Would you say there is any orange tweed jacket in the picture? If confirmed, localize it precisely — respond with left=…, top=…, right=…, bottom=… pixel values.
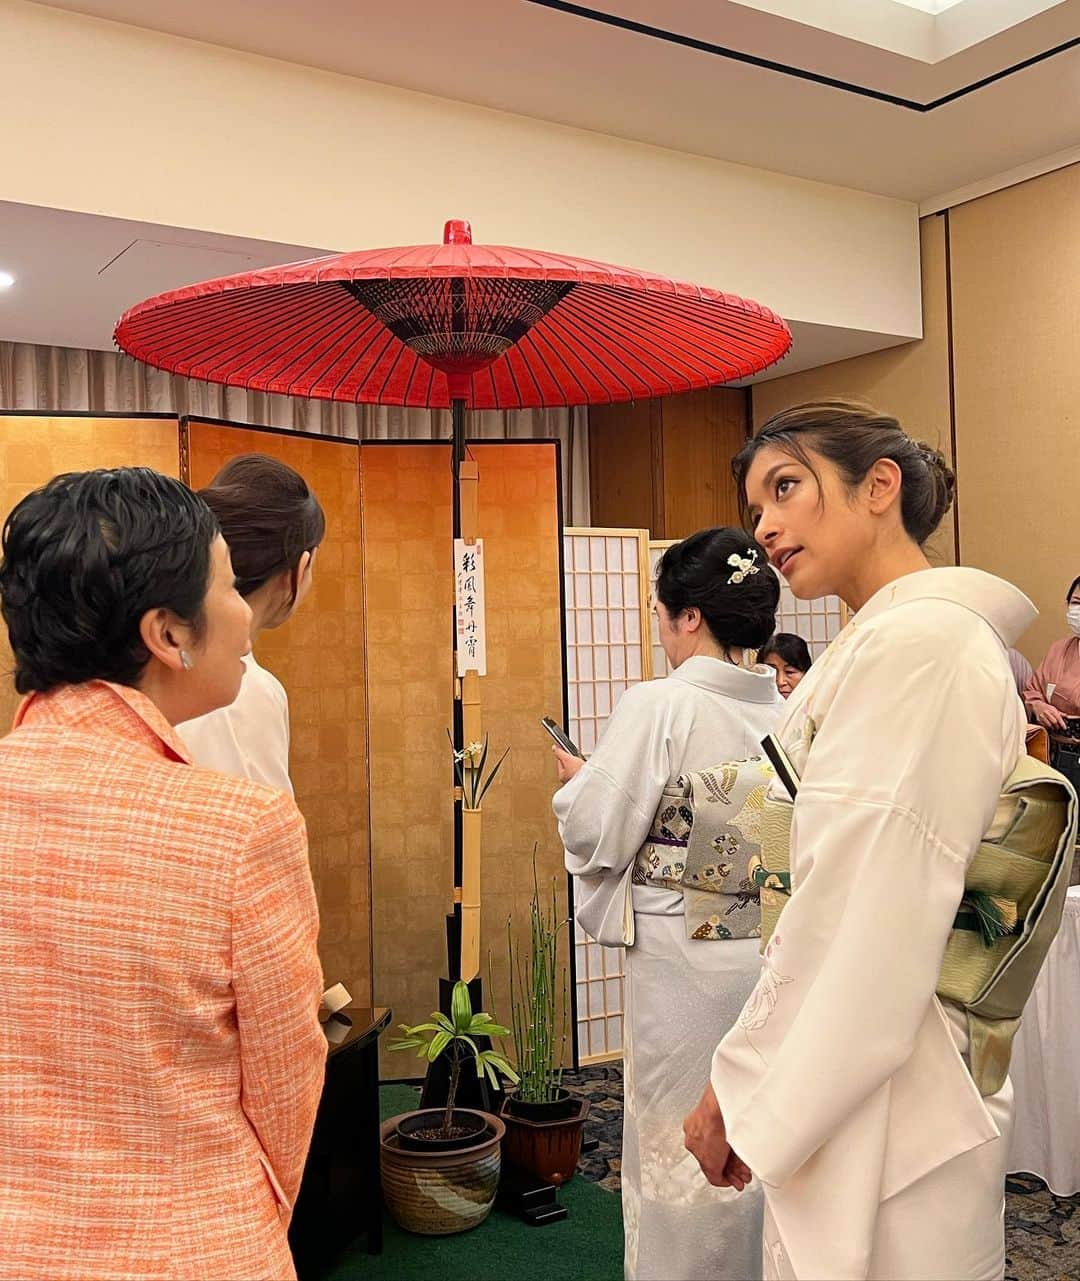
left=0, top=681, right=327, bottom=1280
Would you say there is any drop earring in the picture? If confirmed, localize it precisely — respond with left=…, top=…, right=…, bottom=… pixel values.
left=180, top=650, right=194, bottom=671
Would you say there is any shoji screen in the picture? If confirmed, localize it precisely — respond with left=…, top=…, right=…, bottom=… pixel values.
left=775, top=582, right=847, bottom=659
left=0, top=413, right=180, bottom=730
left=563, top=526, right=652, bottom=1063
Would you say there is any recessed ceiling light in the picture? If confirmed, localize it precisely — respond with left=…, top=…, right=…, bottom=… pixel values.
left=0, top=271, right=14, bottom=290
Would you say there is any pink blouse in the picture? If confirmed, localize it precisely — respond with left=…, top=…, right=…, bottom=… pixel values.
left=1024, top=635, right=1080, bottom=731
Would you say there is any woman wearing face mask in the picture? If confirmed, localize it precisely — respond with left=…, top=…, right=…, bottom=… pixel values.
left=1023, top=578, right=1080, bottom=791
left=552, top=527, right=783, bottom=1281
left=0, top=468, right=326, bottom=1280
left=759, top=634, right=812, bottom=699
left=178, top=454, right=325, bottom=793
left=682, top=402, right=1065, bottom=1281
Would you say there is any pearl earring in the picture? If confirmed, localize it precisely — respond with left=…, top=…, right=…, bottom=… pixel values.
left=180, top=650, right=194, bottom=671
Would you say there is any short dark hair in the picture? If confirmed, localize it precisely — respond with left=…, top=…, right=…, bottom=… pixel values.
left=199, top=454, right=325, bottom=600
left=760, top=632, right=813, bottom=673
left=0, top=468, right=218, bottom=694
left=1067, top=577, right=1080, bottom=602
left=655, top=526, right=779, bottom=651
left=733, top=400, right=955, bottom=546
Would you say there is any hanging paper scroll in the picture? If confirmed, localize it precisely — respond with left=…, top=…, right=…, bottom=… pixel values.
left=455, top=538, right=488, bottom=676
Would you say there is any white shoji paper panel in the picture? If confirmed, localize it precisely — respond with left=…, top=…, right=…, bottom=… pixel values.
left=775, top=579, right=846, bottom=660
left=563, top=527, right=651, bottom=1063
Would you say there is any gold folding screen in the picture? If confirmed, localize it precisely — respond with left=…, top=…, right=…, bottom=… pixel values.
left=362, top=442, right=569, bottom=1076
left=185, top=419, right=372, bottom=1007
left=470, top=443, right=569, bottom=1068
left=0, top=416, right=571, bottom=1074
left=0, top=414, right=181, bottom=730
left=360, top=443, right=455, bottom=1074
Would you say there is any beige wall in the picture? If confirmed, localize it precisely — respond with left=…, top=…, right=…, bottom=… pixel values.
left=0, top=0, right=919, bottom=341
left=950, top=163, right=1080, bottom=664
left=751, top=215, right=955, bottom=566
left=751, top=162, right=1080, bottom=663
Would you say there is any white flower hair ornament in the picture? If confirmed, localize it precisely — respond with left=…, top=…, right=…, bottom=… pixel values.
left=726, top=548, right=761, bottom=585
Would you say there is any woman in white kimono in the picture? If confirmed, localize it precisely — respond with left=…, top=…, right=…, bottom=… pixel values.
left=553, top=527, right=784, bottom=1281
left=178, top=454, right=323, bottom=792
left=683, top=402, right=1033, bottom=1281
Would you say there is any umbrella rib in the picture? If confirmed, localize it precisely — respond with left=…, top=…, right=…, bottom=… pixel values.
left=329, top=325, right=398, bottom=402
left=247, top=293, right=378, bottom=394
left=561, top=288, right=703, bottom=388
left=280, top=302, right=381, bottom=398
left=126, top=286, right=337, bottom=379
left=540, top=305, right=640, bottom=401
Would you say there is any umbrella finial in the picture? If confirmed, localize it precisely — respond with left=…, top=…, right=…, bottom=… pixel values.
left=444, top=219, right=472, bottom=245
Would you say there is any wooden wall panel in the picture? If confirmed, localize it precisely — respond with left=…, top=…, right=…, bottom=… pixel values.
left=588, top=399, right=658, bottom=533
left=751, top=216, right=955, bottom=566
left=0, top=414, right=180, bottom=731
left=661, top=388, right=747, bottom=538
left=469, top=442, right=570, bottom=1062
left=186, top=421, right=371, bottom=1006
left=589, top=388, right=749, bottom=538
left=361, top=444, right=454, bottom=1076
left=950, top=163, right=1080, bottom=664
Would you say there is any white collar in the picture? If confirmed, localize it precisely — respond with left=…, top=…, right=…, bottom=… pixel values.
left=670, top=654, right=782, bottom=705
left=852, top=566, right=1036, bottom=647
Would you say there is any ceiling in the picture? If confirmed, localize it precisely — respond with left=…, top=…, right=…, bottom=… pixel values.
left=0, top=199, right=902, bottom=381
left=0, top=201, right=329, bottom=353
left=30, top=0, right=1080, bottom=201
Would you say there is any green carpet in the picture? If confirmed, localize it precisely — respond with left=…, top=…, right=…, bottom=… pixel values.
left=323, top=1084, right=623, bottom=1281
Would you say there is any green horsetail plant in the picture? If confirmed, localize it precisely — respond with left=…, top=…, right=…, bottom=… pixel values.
left=500, top=850, right=571, bottom=1105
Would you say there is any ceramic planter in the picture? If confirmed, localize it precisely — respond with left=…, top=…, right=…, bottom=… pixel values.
left=380, top=1109, right=505, bottom=1236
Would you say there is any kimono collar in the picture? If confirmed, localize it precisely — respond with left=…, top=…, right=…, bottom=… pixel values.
left=670, top=654, right=781, bottom=704
left=14, top=679, right=194, bottom=765
left=852, top=566, right=1036, bottom=647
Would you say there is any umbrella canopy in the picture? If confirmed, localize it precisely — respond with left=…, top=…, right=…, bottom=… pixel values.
left=114, top=221, right=791, bottom=410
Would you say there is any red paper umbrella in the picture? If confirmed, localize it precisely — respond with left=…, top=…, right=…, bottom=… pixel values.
left=114, top=220, right=791, bottom=410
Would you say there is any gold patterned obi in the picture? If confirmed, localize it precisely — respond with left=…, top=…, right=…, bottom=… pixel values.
left=633, top=757, right=775, bottom=941
left=757, top=734, right=1077, bottom=1096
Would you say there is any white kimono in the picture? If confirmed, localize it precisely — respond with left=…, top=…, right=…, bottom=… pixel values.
left=555, top=655, right=783, bottom=1281
left=710, top=568, right=1034, bottom=1281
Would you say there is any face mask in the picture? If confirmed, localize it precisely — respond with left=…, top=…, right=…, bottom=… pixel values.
left=1066, top=605, right=1080, bottom=636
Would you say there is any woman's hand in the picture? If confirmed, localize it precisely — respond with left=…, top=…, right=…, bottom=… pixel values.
left=552, top=746, right=584, bottom=784
left=1033, top=700, right=1069, bottom=733
left=683, top=1083, right=752, bottom=1191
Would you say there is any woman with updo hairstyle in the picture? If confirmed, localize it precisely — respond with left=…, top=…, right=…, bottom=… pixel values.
left=683, top=401, right=1041, bottom=1280
left=553, top=526, right=783, bottom=1281
left=178, top=453, right=325, bottom=794
left=0, top=468, right=326, bottom=1280
left=759, top=633, right=813, bottom=699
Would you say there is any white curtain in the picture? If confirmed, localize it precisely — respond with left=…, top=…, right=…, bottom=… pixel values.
left=0, top=341, right=591, bottom=524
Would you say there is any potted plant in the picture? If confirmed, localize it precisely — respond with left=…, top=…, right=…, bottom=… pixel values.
left=498, top=858, right=590, bottom=1186
left=381, top=981, right=519, bottom=1236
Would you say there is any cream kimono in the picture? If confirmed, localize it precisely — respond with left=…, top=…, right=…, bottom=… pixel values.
left=710, top=568, right=1034, bottom=1281
left=555, top=655, right=783, bottom=1281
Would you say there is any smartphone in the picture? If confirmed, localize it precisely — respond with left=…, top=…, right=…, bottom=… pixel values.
left=540, top=716, right=584, bottom=758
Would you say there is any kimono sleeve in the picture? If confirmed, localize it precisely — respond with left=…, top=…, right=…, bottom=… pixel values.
left=553, top=683, right=679, bottom=880
left=712, top=606, right=1017, bottom=1188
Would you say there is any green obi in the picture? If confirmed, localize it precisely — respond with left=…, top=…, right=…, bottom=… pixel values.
left=756, top=735, right=1077, bottom=1096
left=633, top=757, right=775, bottom=941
